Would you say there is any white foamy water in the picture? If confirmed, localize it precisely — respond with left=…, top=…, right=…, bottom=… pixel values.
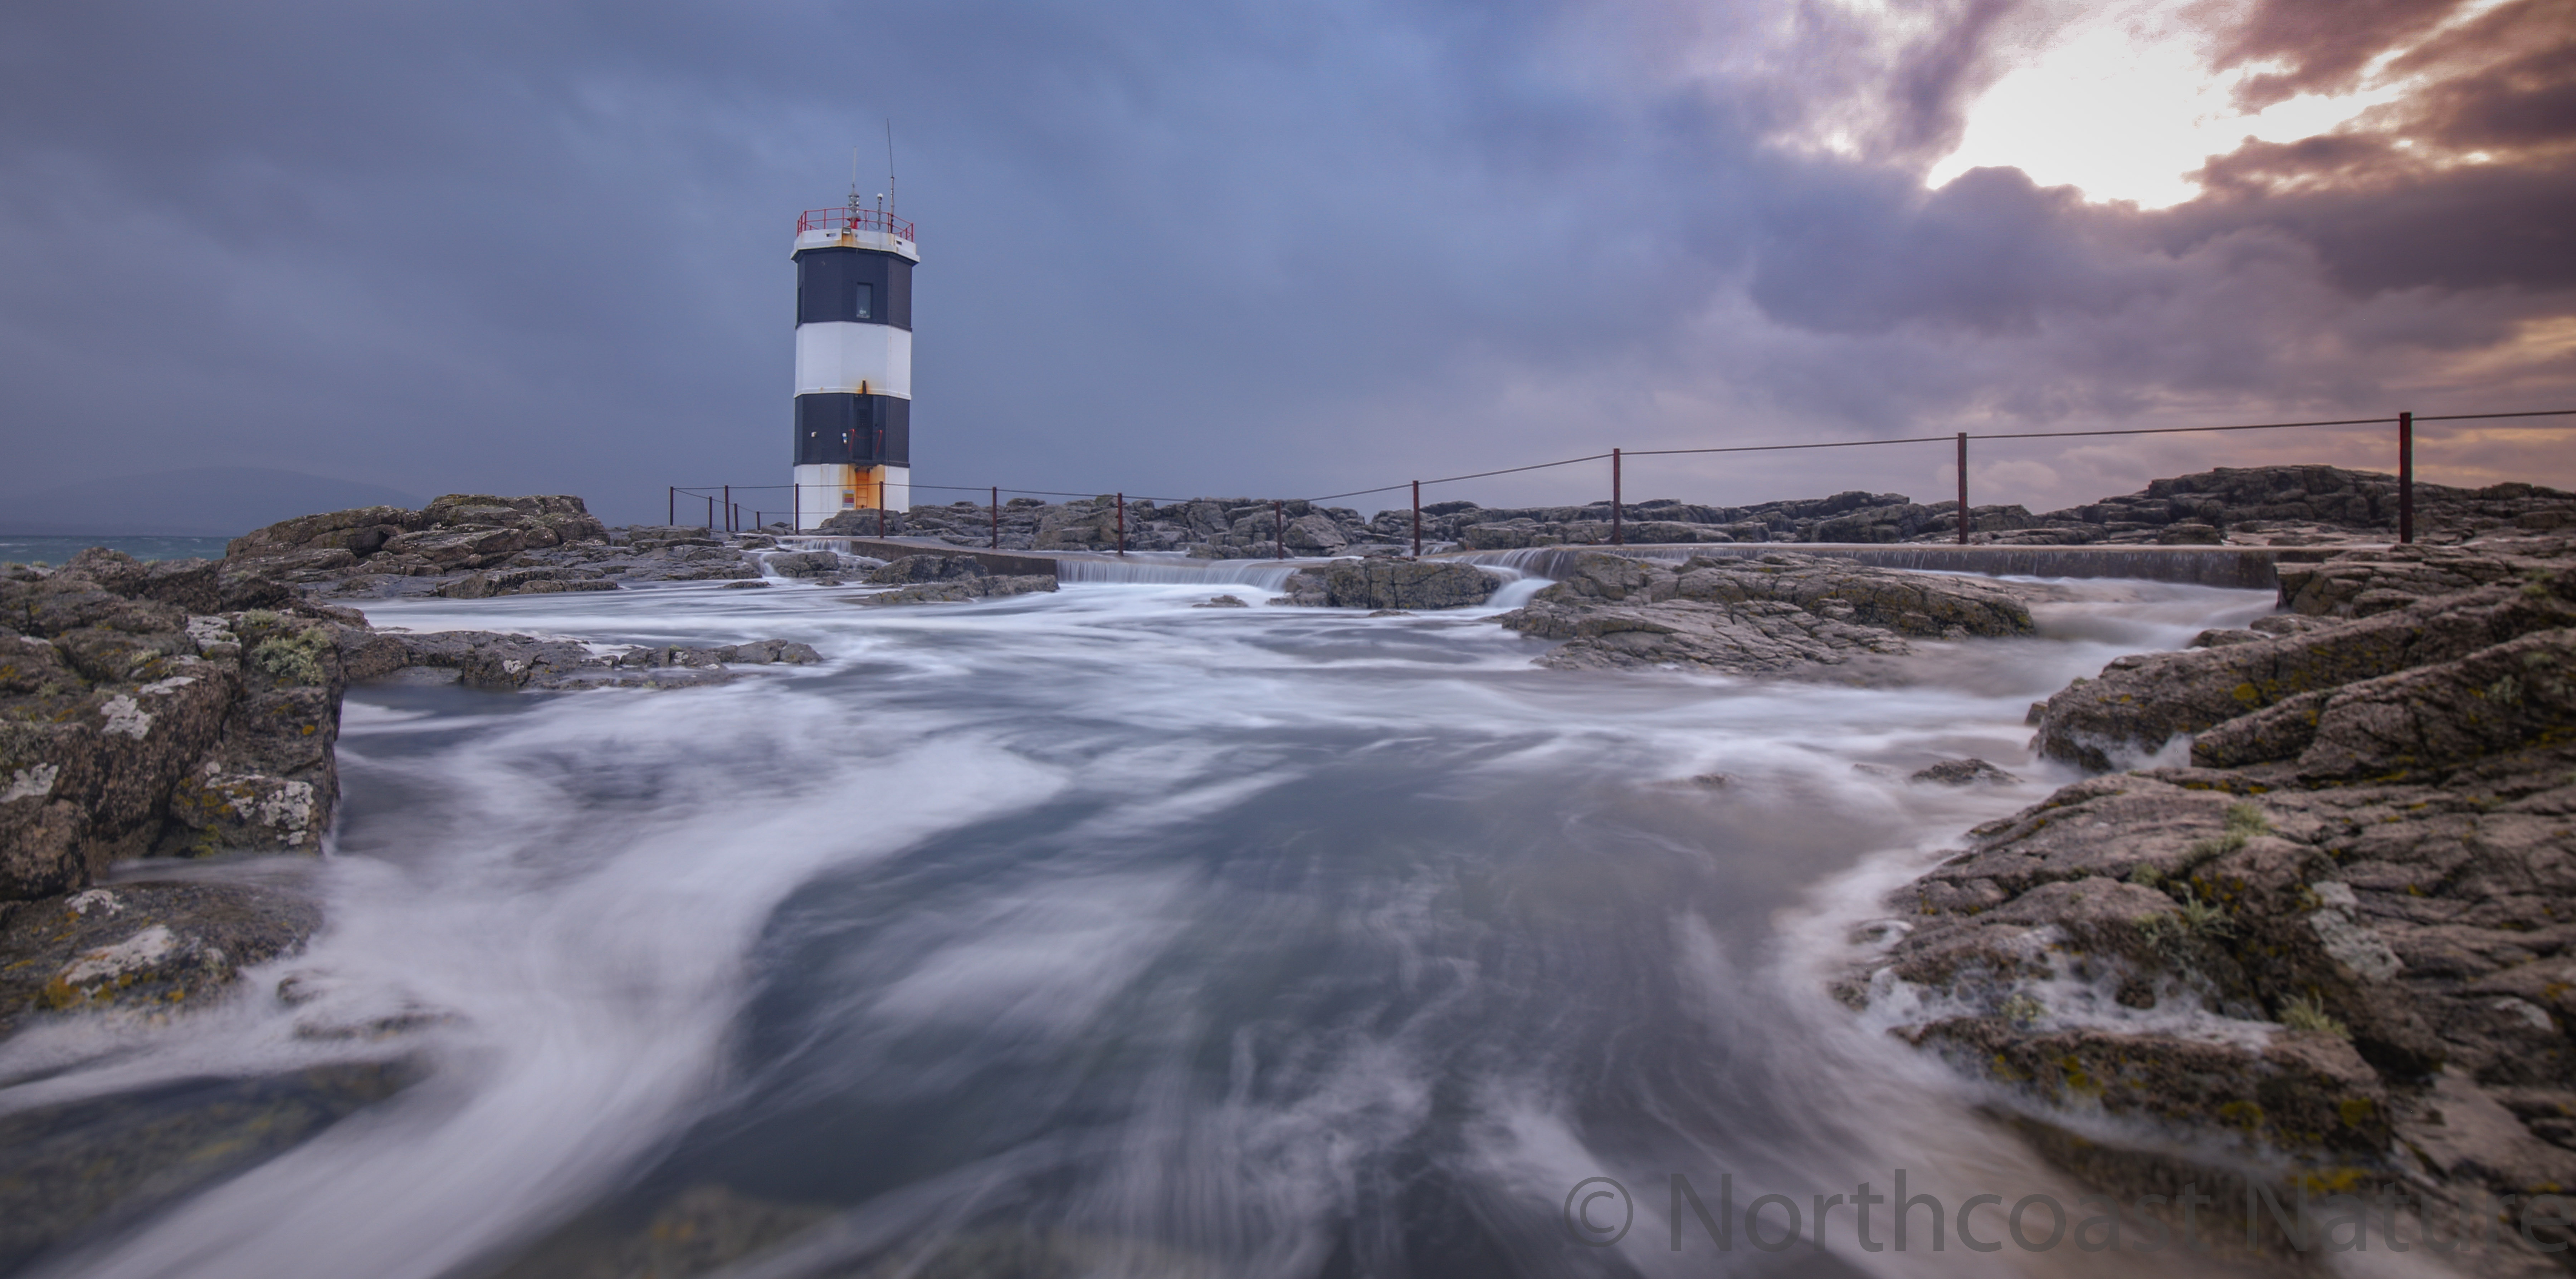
left=4, top=572, right=2294, bottom=1278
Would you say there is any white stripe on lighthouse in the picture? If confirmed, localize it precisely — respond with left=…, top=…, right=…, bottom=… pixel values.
left=794, top=324, right=913, bottom=398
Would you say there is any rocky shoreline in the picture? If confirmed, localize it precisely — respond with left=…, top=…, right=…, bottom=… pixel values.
left=819, top=464, right=2573, bottom=555
left=5, top=469, right=2573, bottom=1268
left=0, top=497, right=860, bottom=1259
left=1845, top=532, right=2576, bottom=1267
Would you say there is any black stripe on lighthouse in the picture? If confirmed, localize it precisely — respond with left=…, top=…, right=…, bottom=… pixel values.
left=794, top=393, right=911, bottom=467
left=794, top=248, right=913, bottom=329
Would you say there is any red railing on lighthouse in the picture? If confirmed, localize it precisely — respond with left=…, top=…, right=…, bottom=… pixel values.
left=798, top=207, right=917, bottom=244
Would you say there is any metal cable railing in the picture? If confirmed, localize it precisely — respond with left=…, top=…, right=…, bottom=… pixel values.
left=670, top=406, right=2576, bottom=555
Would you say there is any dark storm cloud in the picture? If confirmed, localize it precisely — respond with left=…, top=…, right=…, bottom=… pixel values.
left=1719, top=0, right=2575, bottom=465
left=1745, top=165, right=2143, bottom=336
left=2158, top=0, right=2576, bottom=297
left=1, top=0, right=2572, bottom=525
left=2209, top=0, right=2473, bottom=109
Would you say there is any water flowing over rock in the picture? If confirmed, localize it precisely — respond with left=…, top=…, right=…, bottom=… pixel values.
left=1496, top=550, right=2035, bottom=673
left=1908, top=757, right=2022, bottom=786
left=6, top=525, right=839, bottom=895
left=1858, top=530, right=2576, bottom=1236
left=764, top=550, right=846, bottom=579
left=852, top=574, right=1060, bottom=606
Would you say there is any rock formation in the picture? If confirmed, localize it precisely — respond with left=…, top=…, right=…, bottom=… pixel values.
left=1264, top=561, right=1500, bottom=609
left=852, top=555, right=1059, bottom=606
left=1856, top=533, right=2576, bottom=1259
left=849, top=466, right=2576, bottom=557
left=2, top=548, right=361, bottom=895
left=0, top=517, right=836, bottom=1078
left=1495, top=550, right=2035, bottom=673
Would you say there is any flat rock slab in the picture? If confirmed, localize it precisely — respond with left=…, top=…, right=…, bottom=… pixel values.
left=1498, top=550, right=2033, bottom=674
left=0, top=880, right=320, bottom=1041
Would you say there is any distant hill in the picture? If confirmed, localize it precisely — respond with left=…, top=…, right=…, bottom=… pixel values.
left=0, top=467, right=425, bottom=538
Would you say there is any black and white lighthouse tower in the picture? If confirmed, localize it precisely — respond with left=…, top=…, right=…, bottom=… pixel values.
left=791, top=191, right=916, bottom=529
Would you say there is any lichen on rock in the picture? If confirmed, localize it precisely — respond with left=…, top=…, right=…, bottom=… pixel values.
left=1854, top=531, right=2576, bottom=1233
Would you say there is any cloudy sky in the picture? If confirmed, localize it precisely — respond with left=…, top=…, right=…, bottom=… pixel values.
left=3, top=0, right=2570, bottom=525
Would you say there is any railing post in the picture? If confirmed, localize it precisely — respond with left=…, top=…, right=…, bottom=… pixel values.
left=876, top=477, right=886, bottom=537
left=668, top=486, right=675, bottom=526
left=723, top=484, right=732, bottom=533
left=1611, top=448, right=1623, bottom=546
left=991, top=486, right=999, bottom=549
left=1411, top=480, right=1421, bottom=558
left=791, top=483, right=799, bottom=533
left=1956, top=432, right=1970, bottom=545
left=706, top=495, right=714, bottom=530
left=1116, top=493, right=1126, bottom=556
left=2398, top=411, right=2415, bottom=544
left=1274, top=500, right=1284, bottom=560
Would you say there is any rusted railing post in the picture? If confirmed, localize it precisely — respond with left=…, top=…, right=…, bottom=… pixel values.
left=668, top=486, right=675, bottom=526
left=1411, top=480, right=1421, bottom=558
left=723, top=485, right=732, bottom=533
left=990, top=486, right=999, bottom=549
left=2399, top=411, right=2415, bottom=544
left=1116, top=492, right=1126, bottom=556
left=1274, top=500, right=1284, bottom=560
left=792, top=483, right=800, bottom=533
left=1956, top=432, right=1970, bottom=545
left=1611, top=448, right=1623, bottom=545
left=705, top=495, right=714, bottom=530
left=876, top=478, right=886, bottom=537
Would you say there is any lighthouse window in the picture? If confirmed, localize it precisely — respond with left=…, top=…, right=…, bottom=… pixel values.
left=853, top=283, right=874, bottom=321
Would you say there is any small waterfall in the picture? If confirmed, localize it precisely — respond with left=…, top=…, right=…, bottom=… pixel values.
left=751, top=544, right=886, bottom=580
left=1054, top=557, right=1312, bottom=590
left=1448, top=542, right=2332, bottom=588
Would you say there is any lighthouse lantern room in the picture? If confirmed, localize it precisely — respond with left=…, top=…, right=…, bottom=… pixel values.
left=791, top=195, right=916, bottom=530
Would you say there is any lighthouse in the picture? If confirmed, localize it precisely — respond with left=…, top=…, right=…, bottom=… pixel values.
left=791, top=194, right=916, bottom=529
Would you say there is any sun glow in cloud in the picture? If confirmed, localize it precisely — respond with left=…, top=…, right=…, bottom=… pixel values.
left=1924, top=1, right=2443, bottom=207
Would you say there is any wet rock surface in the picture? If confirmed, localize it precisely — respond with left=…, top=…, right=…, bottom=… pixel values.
left=850, top=554, right=1060, bottom=606
left=0, top=1058, right=420, bottom=1271
left=1855, top=530, right=2576, bottom=1244
left=0, top=881, right=321, bottom=1039
left=1495, top=550, right=2035, bottom=673
left=1909, top=756, right=2023, bottom=786
left=2031, top=536, right=2575, bottom=771
left=3, top=550, right=359, bottom=895
left=366, top=629, right=822, bottom=690
left=1320, top=560, right=1499, bottom=610
left=237, top=499, right=777, bottom=601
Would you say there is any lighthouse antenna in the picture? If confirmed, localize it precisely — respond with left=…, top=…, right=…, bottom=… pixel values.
left=849, top=148, right=862, bottom=213
left=885, top=120, right=897, bottom=216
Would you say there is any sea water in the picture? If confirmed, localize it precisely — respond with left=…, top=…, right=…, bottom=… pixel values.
left=3, top=573, right=2300, bottom=1278
left=0, top=536, right=235, bottom=567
